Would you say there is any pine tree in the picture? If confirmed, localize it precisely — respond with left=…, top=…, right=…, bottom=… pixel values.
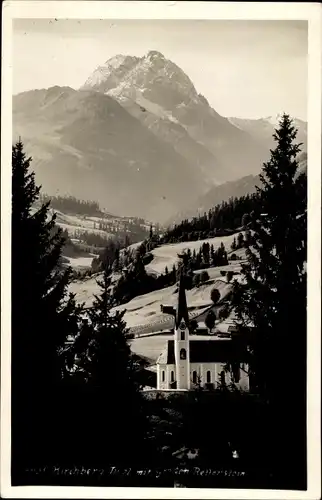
left=205, top=310, right=216, bottom=333
left=231, top=114, right=307, bottom=485
left=73, top=268, right=147, bottom=466
left=210, top=287, right=221, bottom=305
left=85, top=270, right=131, bottom=388
left=241, top=213, right=250, bottom=228
left=11, top=140, right=80, bottom=474
left=237, top=232, right=244, bottom=249
left=172, top=263, right=177, bottom=284
left=244, top=229, right=252, bottom=248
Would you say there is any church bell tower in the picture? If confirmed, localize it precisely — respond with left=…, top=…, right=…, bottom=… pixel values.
left=174, top=272, right=190, bottom=390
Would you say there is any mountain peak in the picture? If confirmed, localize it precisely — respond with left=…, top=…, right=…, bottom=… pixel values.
left=146, top=50, right=165, bottom=60
left=104, top=54, right=127, bottom=67
left=81, top=54, right=140, bottom=93
left=104, top=53, right=141, bottom=68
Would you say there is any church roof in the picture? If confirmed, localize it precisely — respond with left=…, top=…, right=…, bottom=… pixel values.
left=159, top=339, right=248, bottom=365
left=175, top=272, right=190, bottom=329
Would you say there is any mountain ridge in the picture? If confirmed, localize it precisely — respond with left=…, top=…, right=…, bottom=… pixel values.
left=13, top=50, right=307, bottom=223
left=13, top=86, right=209, bottom=222
left=82, top=50, right=272, bottom=183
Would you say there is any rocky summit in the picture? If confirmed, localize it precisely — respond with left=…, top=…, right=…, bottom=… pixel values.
left=13, top=50, right=307, bottom=223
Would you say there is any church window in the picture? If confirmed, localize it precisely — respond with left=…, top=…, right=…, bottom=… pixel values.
left=206, top=370, right=211, bottom=383
left=181, top=331, right=185, bottom=340
left=180, top=348, right=186, bottom=360
left=192, top=371, right=197, bottom=384
left=171, top=371, right=175, bottom=382
left=162, top=370, right=165, bottom=382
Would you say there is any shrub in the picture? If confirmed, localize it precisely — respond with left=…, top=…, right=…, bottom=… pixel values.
left=189, top=319, right=198, bottom=334
left=205, top=310, right=216, bottom=332
left=210, top=287, right=220, bottom=305
left=200, top=271, right=210, bottom=283
left=227, top=271, right=234, bottom=283
left=192, top=274, right=200, bottom=287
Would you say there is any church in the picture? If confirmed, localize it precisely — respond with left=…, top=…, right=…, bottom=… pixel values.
left=156, top=274, right=249, bottom=391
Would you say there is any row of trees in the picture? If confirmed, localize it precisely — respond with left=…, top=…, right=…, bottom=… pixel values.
left=39, top=194, right=102, bottom=216
left=161, top=193, right=260, bottom=244
left=231, top=230, right=253, bottom=251
left=97, top=220, right=150, bottom=243
left=108, top=237, right=231, bottom=305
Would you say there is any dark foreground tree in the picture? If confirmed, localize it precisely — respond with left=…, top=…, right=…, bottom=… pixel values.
left=11, top=140, right=80, bottom=477
left=231, top=114, right=307, bottom=488
left=205, top=310, right=216, bottom=333
left=67, top=267, right=149, bottom=469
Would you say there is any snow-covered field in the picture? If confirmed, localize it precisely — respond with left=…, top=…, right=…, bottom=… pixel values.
left=145, top=233, right=242, bottom=275
left=69, top=274, right=101, bottom=303
left=54, top=211, right=113, bottom=238
left=31, top=206, right=115, bottom=239
left=67, top=231, right=249, bottom=341
left=193, top=263, right=243, bottom=279
left=68, top=233, right=246, bottom=331
left=65, top=255, right=97, bottom=269
left=69, top=274, right=233, bottom=333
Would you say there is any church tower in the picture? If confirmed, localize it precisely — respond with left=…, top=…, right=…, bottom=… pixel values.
left=174, top=272, right=190, bottom=390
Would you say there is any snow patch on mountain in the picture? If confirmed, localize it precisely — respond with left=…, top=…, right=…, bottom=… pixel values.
left=82, top=55, right=128, bottom=87
left=134, top=91, right=180, bottom=124
left=264, top=113, right=285, bottom=127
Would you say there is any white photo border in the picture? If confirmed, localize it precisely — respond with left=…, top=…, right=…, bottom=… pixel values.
left=1, top=2, right=321, bottom=499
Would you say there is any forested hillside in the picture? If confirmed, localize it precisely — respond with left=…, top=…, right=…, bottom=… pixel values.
left=161, top=193, right=260, bottom=244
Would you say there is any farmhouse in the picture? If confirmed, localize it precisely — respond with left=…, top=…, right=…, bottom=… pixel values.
left=156, top=274, right=249, bottom=391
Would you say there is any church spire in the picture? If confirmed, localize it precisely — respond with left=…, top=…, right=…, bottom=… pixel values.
left=175, top=271, right=190, bottom=329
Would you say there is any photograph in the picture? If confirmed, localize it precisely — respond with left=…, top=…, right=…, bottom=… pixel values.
left=1, top=2, right=321, bottom=498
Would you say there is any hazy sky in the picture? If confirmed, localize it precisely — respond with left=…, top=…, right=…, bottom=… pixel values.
left=13, top=19, right=308, bottom=120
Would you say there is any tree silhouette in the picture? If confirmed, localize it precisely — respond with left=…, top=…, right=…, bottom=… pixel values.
left=210, top=287, right=221, bottom=305
left=205, top=310, right=216, bottom=333
left=231, top=114, right=307, bottom=485
left=11, top=140, right=80, bottom=476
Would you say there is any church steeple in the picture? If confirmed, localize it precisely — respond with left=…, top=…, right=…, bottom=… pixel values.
left=174, top=269, right=190, bottom=390
left=175, top=271, right=190, bottom=329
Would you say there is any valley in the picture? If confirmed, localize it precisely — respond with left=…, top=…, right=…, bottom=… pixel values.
left=13, top=50, right=307, bottom=224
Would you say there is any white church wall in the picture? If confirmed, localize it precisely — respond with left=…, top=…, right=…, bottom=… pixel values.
left=157, top=362, right=250, bottom=391
left=157, top=363, right=177, bottom=390
left=190, top=362, right=250, bottom=390
left=190, top=362, right=234, bottom=388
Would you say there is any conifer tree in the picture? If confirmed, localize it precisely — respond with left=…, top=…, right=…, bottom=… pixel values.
left=237, top=232, right=244, bottom=249
left=11, top=140, right=80, bottom=473
left=231, top=114, right=307, bottom=484
left=210, top=287, right=221, bottom=305
left=205, top=310, right=216, bottom=333
left=172, top=263, right=176, bottom=282
left=73, top=267, right=147, bottom=466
